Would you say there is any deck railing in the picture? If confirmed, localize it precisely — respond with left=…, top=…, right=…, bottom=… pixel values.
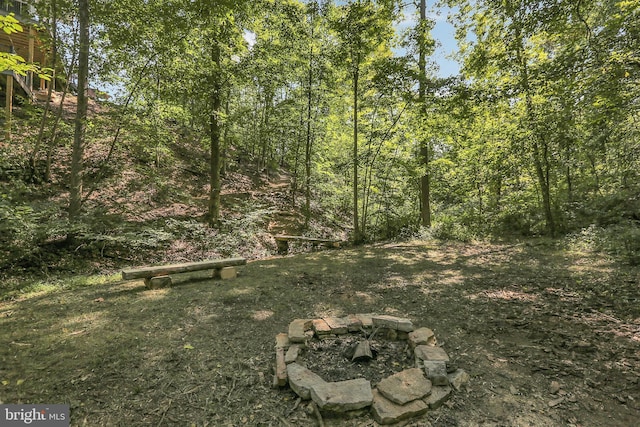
left=1, top=0, right=37, bottom=98
left=0, top=1, right=32, bottom=18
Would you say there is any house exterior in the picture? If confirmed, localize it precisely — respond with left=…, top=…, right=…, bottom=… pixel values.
left=1, top=0, right=52, bottom=134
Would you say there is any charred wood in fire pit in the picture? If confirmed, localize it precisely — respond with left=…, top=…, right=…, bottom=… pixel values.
left=347, top=326, right=384, bottom=362
left=352, top=340, right=374, bottom=362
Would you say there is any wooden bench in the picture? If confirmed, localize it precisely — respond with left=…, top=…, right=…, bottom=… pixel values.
left=121, top=257, right=247, bottom=289
left=274, top=235, right=341, bottom=255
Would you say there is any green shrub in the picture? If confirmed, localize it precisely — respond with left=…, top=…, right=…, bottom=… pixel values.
left=611, top=222, right=640, bottom=265
left=420, top=214, right=477, bottom=242
left=565, top=221, right=640, bottom=265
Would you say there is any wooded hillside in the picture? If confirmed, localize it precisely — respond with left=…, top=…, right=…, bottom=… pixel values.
left=1, top=0, right=639, bottom=282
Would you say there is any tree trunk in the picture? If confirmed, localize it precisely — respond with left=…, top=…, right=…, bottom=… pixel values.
left=69, top=0, right=89, bottom=223
left=564, top=141, right=573, bottom=201
left=418, top=0, right=431, bottom=228
left=31, top=0, right=57, bottom=181
left=46, top=40, right=77, bottom=183
left=304, top=22, right=314, bottom=228
left=529, top=127, right=555, bottom=235
left=291, top=110, right=304, bottom=207
left=221, top=95, right=230, bottom=177
left=208, top=42, right=223, bottom=227
left=352, top=60, right=361, bottom=243
left=514, top=26, right=555, bottom=236
left=260, top=89, right=273, bottom=171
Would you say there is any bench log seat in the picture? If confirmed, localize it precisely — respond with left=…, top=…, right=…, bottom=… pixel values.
left=122, top=257, right=247, bottom=289
left=274, top=235, right=341, bottom=255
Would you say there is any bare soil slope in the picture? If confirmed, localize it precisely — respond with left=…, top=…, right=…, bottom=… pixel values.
left=1, top=240, right=638, bottom=426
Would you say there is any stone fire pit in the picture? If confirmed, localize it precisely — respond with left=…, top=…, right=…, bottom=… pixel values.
left=274, top=314, right=469, bottom=424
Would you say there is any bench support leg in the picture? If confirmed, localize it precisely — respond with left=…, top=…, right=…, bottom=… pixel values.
left=213, top=266, right=237, bottom=280
left=276, top=240, right=289, bottom=255
left=145, top=275, right=172, bottom=289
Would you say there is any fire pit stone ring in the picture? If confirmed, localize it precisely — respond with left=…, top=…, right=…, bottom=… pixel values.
left=274, top=314, right=469, bottom=424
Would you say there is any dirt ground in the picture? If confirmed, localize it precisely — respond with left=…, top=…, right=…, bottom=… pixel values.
left=1, top=240, right=639, bottom=426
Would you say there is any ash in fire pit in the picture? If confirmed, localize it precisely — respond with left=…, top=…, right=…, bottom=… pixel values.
left=304, top=334, right=414, bottom=385
left=274, top=314, right=470, bottom=425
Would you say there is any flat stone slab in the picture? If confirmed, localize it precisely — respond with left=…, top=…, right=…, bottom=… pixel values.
left=355, top=313, right=374, bottom=328
left=310, top=378, right=373, bottom=412
left=323, top=317, right=349, bottom=334
left=287, top=363, right=326, bottom=400
left=372, top=315, right=414, bottom=332
left=344, top=314, right=364, bottom=332
left=285, top=344, right=301, bottom=364
left=424, top=360, right=449, bottom=386
left=312, top=318, right=332, bottom=336
left=377, top=368, right=432, bottom=405
left=409, top=327, right=436, bottom=347
left=275, top=347, right=287, bottom=386
left=371, top=389, right=429, bottom=425
left=415, top=345, right=450, bottom=362
left=275, top=333, right=290, bottom=349
left=424, top=385, right=452, bottom=409
left=289, top=319, right=311, bottom=343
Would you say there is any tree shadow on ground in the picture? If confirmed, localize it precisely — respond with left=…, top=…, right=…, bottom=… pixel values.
left=0, top=240, right=638, bottom=426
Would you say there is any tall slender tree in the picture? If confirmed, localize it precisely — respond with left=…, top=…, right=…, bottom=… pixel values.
left=332, top=0, right=398, bottom=243
left=304, top=0, right=318, bottom=227
left=69, top=0, right=89, bottom=224
left=416, top=0, right=434, bottom=227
